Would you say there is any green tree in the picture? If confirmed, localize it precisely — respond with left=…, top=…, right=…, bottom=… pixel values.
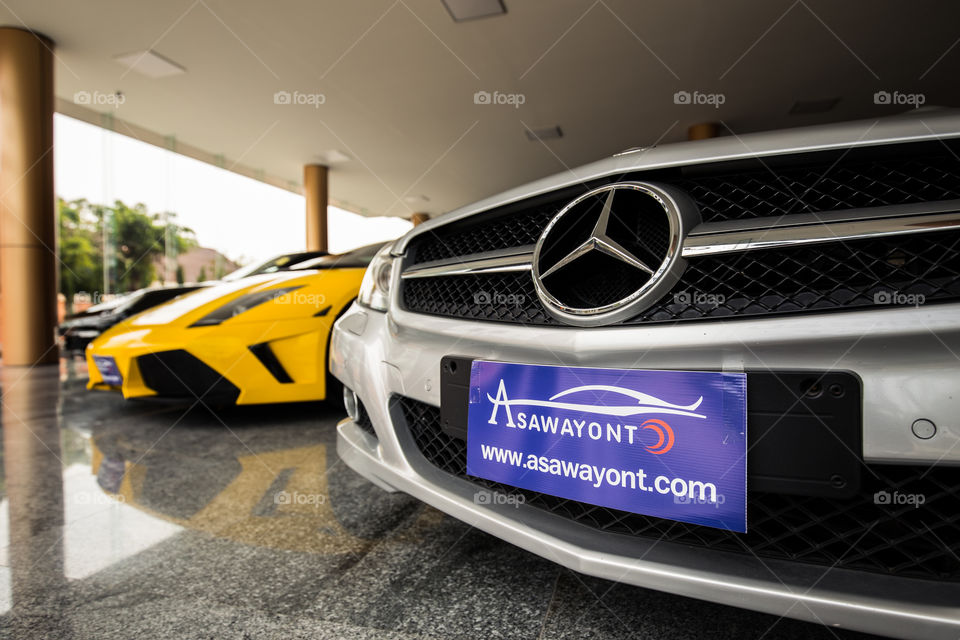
left=58, top=198, right=100, bottom=313
left=214, top=255, right=226, bottom=280
left=176, top=263, right=185, bottom=285
left=197, top=266, right=208, bottom=282
left=58, top=198, right=197, bottom=303
left=98, top=201, right=196, bottom=291
left=111, top=201, right=165, bottom=290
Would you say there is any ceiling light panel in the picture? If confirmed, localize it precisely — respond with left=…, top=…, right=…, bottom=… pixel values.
left=114, top=50, right=186, bottom=78
left=442, top=0, right=506, bottom=22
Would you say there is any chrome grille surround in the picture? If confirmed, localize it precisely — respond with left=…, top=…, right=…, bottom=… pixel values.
left=400, top=141, right=960, bottom=327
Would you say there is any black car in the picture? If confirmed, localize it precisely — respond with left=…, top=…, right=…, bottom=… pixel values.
left=60, top=286, right=205, bottom=353
left=219, top=250, right=329, bottom=282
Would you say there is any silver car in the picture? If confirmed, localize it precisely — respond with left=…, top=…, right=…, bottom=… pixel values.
left=330, top=110, right=960, bottom=639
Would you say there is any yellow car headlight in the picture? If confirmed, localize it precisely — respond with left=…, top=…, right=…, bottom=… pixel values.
left=190, top=285, right=304, bottom=327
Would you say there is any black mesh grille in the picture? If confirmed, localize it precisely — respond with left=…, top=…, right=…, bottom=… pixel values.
left=397, top=396, right=960, bottom=582
left=676, top=154, right=960, bottom=223
left=411, top=202, right=560, bottom=265
left=402, top=230, right=960, bottom=325
left=136, top=350, right=240, bottom=403
left=404, top=272, right=556, bottom=325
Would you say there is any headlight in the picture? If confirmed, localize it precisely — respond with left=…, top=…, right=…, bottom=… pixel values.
left=190, top=285, right=304, bottom=327
left=357, top=243, right=395, bottom=312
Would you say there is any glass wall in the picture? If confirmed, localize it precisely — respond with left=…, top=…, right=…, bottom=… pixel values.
left=54, top=114, right=411, bottom=316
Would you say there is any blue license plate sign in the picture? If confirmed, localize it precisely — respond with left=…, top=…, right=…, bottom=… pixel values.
left=93, top=355, right=123, bottom=386
left=466, top=361, right=748, bottom=532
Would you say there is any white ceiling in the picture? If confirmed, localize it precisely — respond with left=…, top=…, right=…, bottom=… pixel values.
left=4, top=0, right=960, bottom=218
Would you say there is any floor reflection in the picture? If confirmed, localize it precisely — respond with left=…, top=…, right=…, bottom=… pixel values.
left=0, top=360, right=878, bottom=640
left=88, top=434, right=404, bottom=554
left=2, top=360, right=438, bottom=637
left=1, top=364, right=67, bottom=629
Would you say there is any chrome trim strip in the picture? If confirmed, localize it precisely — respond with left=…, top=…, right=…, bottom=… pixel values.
left=401, top=245, right=534, bottom=279
left=683, top=204, right=960, bottom=257
left=400, top=201, right=960, bottom=277
left=687, top=199, right=960, bottom=235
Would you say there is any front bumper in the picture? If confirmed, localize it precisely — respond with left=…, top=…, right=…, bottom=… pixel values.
left=330, top=302, right=960, bottom=639
left=86, top=317, right=332, bottom=404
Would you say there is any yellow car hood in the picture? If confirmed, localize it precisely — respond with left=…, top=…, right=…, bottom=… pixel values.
left=122, top=270, right=334, bottom=329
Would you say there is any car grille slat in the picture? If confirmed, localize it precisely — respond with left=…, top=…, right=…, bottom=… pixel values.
left=411, top=204, right=560, bottom=265
left=397, top=396, right=960, bottom=581
left=673, top=156, right=960, bottom=222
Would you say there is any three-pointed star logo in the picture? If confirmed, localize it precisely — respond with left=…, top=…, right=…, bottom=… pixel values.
left=540, top=189, right=655, bottom=279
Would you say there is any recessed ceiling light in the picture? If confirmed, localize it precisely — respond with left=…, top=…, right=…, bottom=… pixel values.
left=789, top=97, right=840, bottom=115
left=442, top=0, right=506, bottom=22
left=404, top=195, right=431, bottom=204
left=114, top=50, right=186, bottom=78
left=525, top=126, right=563, bottom=142
left=314, top=150, right=352, bottom=165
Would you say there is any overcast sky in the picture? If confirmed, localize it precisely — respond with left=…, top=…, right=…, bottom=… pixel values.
left=53, top=114, right=411, bottom=264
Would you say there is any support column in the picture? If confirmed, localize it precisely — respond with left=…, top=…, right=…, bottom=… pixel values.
left=410, top=212, right=429, bottom=226
left=688, top=122, right=721, bottom=141
left=0, top=28, right=57, bottom=366
left=304, top=164, right=328, bottom=252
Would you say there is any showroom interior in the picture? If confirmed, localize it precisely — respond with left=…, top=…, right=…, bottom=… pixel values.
left=1, top=1, right=960, bottom=638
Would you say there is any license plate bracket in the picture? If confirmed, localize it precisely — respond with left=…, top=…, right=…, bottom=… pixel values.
left=441, top=355, right=861, bottom=499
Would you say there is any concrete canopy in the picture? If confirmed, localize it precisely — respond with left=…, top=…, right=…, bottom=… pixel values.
left=4, top=0, right=959, bottom=218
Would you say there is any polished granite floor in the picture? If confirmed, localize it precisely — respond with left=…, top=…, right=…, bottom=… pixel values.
left=0, top=360, right=885, bottom=640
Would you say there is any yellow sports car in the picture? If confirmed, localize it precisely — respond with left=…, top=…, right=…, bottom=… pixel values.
left=86, top=243, right=385, bottom=405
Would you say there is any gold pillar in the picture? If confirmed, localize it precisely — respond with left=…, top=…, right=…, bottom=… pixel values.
left=410, top=212, right=429, bottom=226
left=688, top=122, right=721, bottom=141
left=0, top=28, right=57, bottom=365
left=304, top=164, right=328, bottom=252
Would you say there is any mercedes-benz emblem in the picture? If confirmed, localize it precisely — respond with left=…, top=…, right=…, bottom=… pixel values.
left=531, top=182, right=699, bottom=327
